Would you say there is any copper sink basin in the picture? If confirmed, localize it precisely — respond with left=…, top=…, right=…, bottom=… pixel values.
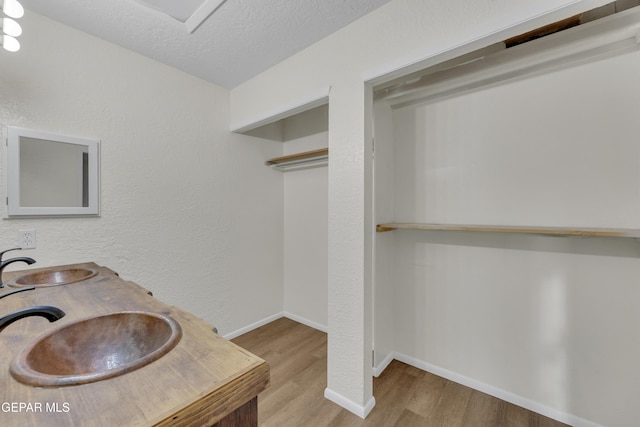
left=10, top=311, right=182, bottom=387
left=8, top=268, right=97, bottom=287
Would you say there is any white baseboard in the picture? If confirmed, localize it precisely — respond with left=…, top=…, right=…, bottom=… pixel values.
left=324, top=388, right=376, bottom=419
left=373, top=351, right=394, bottom=377
left=393, top=352, right=604, bottom=427
left=223, top=312, right=284, bottom=340
left=283, top=311, right=328, bottom=333
left=223, top=311, right=328, bottom=340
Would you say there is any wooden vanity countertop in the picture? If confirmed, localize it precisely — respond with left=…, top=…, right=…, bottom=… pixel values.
left=0, top=262, right=269, bottom=427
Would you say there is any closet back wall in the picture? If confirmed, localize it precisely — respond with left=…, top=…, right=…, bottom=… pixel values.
left=283, top=106, right=329, bottom=329
left=375, top=47, right=640, bottom=427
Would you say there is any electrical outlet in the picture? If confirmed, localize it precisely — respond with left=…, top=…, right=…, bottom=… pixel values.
left=18, top=229, right=36, bottom=249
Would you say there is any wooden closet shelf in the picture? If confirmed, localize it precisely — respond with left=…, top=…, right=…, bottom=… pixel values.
left=265, top=148, right=328, bottom=166
left=376, top=223, right=640, bottom=238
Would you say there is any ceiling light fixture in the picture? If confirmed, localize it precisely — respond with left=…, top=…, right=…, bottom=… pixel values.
left=2, top=17, right=21, bottom=36
left=2, top=0, right=23, bottom=19
left=1, top=34, right=19, bottom=51
left=1, top=0, right=23, bottom=52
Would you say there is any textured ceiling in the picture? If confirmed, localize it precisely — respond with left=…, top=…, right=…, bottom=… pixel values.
left=20, top=0, right=391, bottom=89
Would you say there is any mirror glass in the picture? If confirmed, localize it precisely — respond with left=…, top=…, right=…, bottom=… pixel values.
left=3, top=126, right=100, bottom=217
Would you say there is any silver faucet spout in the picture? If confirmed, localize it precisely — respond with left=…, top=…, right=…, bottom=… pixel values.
left=0, top=306, right=65, bottom=332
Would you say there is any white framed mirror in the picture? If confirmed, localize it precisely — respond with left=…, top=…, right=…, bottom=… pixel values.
left=3, top=126, right=100, bottom=217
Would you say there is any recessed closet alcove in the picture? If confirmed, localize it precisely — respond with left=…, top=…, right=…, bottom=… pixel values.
left=371, top=3, right=640, bottom=425
left=240, top=102, right=330, bottom=330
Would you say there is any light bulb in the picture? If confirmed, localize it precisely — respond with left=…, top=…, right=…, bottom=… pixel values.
left=2, top=17, right=21, bottom=37
left=3, top=0, right=24, bottom=19
left=2, top=34, right=20, bottom=52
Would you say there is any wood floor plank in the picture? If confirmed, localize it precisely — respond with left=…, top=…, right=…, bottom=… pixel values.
left=231, top=317, right=297, bottom=351
left=461, top=390, right=504, bottom=426
left=267, top=350, right=317, bottom=391
left=404, top=369, right=448, bottom=418
left=426, top=381, right=474, bottom=426
left=258, top=380, right=301, bottom=423
left=394, top=409, right=429, bottom=426
left=232, top=318, right=571, bottom=427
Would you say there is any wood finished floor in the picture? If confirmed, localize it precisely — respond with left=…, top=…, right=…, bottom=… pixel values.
left=232, top=317, right=569, bottom=427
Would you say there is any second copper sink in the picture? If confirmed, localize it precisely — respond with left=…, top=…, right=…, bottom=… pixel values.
left=10, top=311, right=182, bottom=387
left=8, top=268, right=97, bottom=287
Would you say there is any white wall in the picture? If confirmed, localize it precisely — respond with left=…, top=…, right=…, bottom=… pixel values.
left=0, top=11, right=284, bottom=336
left=282, top=106, right=328, bottom=329
left=377, top=44, right=640, bottom=427
left=391, top=51, right=640, bottom=228
left=230, top=0, right=614, bottom=417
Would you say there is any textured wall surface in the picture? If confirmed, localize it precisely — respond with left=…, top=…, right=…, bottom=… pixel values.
left=230, top=0, right=614, bottom=418
left=0, top=11, right=284, bottom=335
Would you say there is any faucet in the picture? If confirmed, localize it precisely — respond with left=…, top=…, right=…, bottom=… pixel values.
left=0, top=247, right=35, bottom=288
left=0, top=286, right=36, bottom=300
left=0, top=306, right=65, bottom=333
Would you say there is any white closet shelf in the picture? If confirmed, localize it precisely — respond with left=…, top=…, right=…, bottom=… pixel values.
left=265, top=148, right=328, bottom=172
left=375, top=223, right=640, bottom=238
